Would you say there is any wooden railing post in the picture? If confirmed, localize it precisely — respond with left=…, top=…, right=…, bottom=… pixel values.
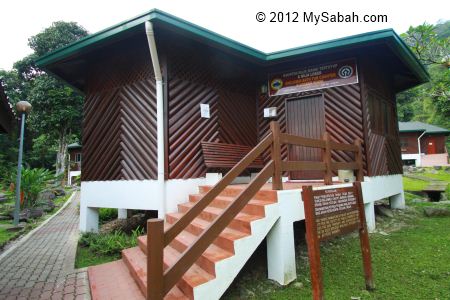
left=322, top=132, right=332, bottom=185
left=270, top=121, right=283, bottom=190
left=147, top=219, right=164, bottom=300
left=354, top=139, right=364, bottom=182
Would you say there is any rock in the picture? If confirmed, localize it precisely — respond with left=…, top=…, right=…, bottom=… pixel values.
left=6, top=223, right=26, bottom=232
left=412, top=198, right=426, bottom=203
left=293, top=282, right=304, bottom=289
left=0, top=215, right=11, bottom=221
left=28, top=208, right=44, bottom=219
left=38, top=190, right=56, bottom=202
left=53, top=188, right=66, bottom=197
left=0, top=193, right=8, bottom=203
left=41, top=201, right=56, bottom=212
left=100, top=213, right=148, bottom=234
left=433, top=166, right=442, bottom=170
left=424, top=207, right=450, bottom=217
left=375, top=205, right=394, bottom=218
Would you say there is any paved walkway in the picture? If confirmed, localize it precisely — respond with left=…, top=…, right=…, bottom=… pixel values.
left=0, top=192, right=90, bottom=300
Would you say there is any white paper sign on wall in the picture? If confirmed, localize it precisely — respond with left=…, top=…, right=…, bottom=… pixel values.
left=200, top=103, right=210, bottom=118
left=264, top=107, right=277, bottom=118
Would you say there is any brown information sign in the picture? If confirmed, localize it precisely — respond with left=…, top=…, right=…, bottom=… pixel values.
left=268, top=58, right=358, bottom=96
left=302, top=182, right=374, bottom=300
left=314, top=187, right=359, bottom=241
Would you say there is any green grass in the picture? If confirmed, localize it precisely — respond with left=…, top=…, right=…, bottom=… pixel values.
left=74, top=227, right=144, bottom=268
left=223, top=204, right=450, bottom=299
left=402, top=177, right=429, bottom=192
left=75, top=246, right=120, bottom=269
left=0, top=220, right=19, bottom=247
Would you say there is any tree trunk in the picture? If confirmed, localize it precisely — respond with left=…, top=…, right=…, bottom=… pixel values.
left=55, top=129, right=68, bottom=183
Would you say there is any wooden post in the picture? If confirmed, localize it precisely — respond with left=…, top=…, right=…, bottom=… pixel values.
left=322, top=132, right=332, bottom=185
left=147, top=219, right=165, bottom=300
left=354, top=182, right=375, bottom=291
left=270, top=121, right=283, bottom=190
left=354, top=139, right=364, bottom=182
left=302, top=186, right=324, bottom=300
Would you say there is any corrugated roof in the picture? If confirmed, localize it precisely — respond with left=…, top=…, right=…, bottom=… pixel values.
left=35, top=9, right=429, bottom=85
left=399, top=121, right=450, bottom=134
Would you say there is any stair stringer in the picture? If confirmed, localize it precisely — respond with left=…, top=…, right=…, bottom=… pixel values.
left=191, top=202, right=280, bottom=300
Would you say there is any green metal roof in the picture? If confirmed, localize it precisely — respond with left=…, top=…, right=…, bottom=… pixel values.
left=35, top=9, right=429, bottom=85
left=399, top=121, right=450, bottom=134
left=68, top=142, right=82, bottom=149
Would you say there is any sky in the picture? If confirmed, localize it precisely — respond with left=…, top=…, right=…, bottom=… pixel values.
left=0, top=0, right=448, bottom=70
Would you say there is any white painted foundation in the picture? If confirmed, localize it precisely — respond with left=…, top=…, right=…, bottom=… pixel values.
left=68, top=170, right=81, bottom=186
left=79, top=173, right=222, bottom=232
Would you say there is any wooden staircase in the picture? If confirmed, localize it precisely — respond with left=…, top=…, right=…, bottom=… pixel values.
left=88, top=184, right=278, bottom=300
left=88, top=121, right=364, bottom=300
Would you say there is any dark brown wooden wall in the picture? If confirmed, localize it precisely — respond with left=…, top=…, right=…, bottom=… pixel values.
left=165, top=40, right=258, bottom=179
left=258, top=84, right=366, bottom=175
left=400, top=132, right=420, bottom=154
left=422, top=135, right=447, bottom=154
left=360, top=57, right=403, bottom=176
left=82, top=36, right=157, bottom=181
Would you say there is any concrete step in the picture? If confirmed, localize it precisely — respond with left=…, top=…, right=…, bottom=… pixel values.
left=165, top=213, right=249, bottom=253
left=138, top=231, right=233, bottom=276
left=188, top=194, right=272, bottom=216
left=198, top=185, right=277, bottom=202
left=177, top=202, right=262, bottom=234
left=122, top=246, right=213, bottom=300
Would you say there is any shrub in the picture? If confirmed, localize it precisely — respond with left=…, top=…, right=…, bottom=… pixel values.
left=99, top=208, right=118, bottom=224
left=78, top=227, right=144, bottom=256
left=7, top=168, right=54, bottom=208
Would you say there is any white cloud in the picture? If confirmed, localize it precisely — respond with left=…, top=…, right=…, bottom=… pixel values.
left=0, top=0, right=446, bottom=70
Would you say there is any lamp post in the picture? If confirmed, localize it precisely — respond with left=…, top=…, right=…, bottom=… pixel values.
left=13, top=101, right=32, bottom=226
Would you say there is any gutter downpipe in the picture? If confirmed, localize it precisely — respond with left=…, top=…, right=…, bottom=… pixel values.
left=145, top=21, right=166, bottom=218
left=417, top=131, right=426, bottom=167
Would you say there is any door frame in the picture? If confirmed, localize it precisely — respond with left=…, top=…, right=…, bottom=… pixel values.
left=284, top=92, right=325, bottom=181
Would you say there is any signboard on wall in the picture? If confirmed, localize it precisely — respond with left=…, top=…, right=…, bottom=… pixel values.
left=268, top=58, right=358, bottom=96
left=302, top=182, right=374, bottom=300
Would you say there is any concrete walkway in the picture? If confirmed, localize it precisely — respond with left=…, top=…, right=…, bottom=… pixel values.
left=0, top=192, right=90, bottom=300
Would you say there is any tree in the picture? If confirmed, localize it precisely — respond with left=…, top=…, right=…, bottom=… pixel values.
left=21, top=21, right=88, bottom=177
left=398, top=21, right=450, bottom=149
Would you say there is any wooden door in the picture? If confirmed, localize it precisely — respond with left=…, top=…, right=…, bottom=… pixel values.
left=286, top=95, right=325, bottom=179
left=427, top=137, right=437, bottom=154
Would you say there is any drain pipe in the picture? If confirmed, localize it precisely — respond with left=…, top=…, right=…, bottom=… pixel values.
left=417, top=130, right=426, bottom=167
left=145, top=21, right=166, bottom=217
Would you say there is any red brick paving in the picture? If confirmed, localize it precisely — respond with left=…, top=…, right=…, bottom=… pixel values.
left=0, top=192, right=90, bottom=300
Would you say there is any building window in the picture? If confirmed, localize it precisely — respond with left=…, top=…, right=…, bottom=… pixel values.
left=75, top=153, right=82, bottom=162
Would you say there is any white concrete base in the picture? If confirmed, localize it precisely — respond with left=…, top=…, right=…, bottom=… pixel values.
left=267, top=189, right=303, bottom=285
left=68, top=170, right=81, bottom=185
left=390, top=192, right=405, bottom=209
left=79, top=174, right=222, bottom=233
left=118, top=209, right=127, bottom=219
left=364, top=202, right=376, bottom=232
left=193, top=201, right=279, bottom=299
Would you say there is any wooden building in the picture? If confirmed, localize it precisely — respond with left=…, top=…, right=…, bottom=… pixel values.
left=0, top=81, right=14, bottom=134
left=67, top=142, right=82, bottom=185
left=36, top=10, right=428, bottom=299
left=399, top=121, right=449, bottom=167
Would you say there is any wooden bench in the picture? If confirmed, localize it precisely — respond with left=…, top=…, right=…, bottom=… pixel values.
left=201, top=141, right=264, bottom=169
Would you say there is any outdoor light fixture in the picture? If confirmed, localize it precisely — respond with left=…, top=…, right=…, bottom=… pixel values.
left=13, top=101, right=32, bottom=226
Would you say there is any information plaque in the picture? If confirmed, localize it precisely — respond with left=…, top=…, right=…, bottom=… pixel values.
left=302, top=182, right=374, bottom=300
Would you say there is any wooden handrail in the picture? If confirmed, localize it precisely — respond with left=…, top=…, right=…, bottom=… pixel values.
left=163, top=161, right=275, bottom=294
left=164, top=133, right=273, bottom=246
left=280, top=133, right=326, bottom=148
